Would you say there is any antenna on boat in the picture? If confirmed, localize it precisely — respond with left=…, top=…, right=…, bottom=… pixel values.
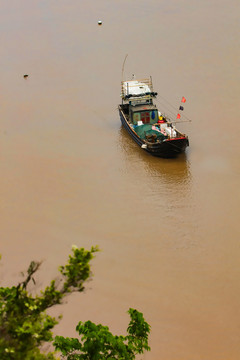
left=121, top=54, right=128, bottom=82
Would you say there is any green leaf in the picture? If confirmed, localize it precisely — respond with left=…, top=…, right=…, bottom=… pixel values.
left=53, top=308, right=150, bottom=360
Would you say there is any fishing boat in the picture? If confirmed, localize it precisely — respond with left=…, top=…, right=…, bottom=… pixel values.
left=118, top=77, right=189, bottom=158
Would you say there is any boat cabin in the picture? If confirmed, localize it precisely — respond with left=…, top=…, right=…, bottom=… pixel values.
left=129, top=104, right=158, bottom=125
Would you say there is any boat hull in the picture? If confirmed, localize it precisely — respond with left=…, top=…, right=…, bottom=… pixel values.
left=118, top=105, right=189, bottom=158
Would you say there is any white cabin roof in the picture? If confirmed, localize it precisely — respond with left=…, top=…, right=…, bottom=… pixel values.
left=122, top=80, right=151, bottom=97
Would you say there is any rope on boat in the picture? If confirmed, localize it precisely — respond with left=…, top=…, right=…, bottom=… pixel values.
left=155, top=95, right=192, bottom=123
left=155, top=98, right=177, bottom=119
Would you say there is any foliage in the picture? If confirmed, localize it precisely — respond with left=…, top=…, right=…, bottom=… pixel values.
left=0, top=246, right=99, bottom=360
left=54, top=308, right=151, bottom=359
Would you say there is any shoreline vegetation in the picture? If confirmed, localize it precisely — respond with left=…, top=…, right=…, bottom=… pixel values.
left=0, top=247, right=150, bottom=360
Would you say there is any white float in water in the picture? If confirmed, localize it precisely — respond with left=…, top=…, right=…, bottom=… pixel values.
left=98, top=20, right=102, bottom=25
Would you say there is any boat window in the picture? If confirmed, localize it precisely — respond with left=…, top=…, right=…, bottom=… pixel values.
left=141, top=112, right=150, bottom=124
left=133, top=112, right=141, bottom=124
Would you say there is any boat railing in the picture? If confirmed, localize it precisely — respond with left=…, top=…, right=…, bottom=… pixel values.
left=129, top=97, right=153, bottom=106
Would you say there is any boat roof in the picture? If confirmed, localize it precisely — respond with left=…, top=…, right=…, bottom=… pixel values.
left=121, top=78, right=154, bottom=99
left=122, top=80, right=151, bottom=97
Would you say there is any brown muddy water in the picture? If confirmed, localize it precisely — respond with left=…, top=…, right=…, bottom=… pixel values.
left=0, top=1, right=240, bottom=359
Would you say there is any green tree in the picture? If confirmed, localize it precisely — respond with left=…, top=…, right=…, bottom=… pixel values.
left=0, top=246, right=99, bottom=360
left=54, top=308, right=151, bottom=360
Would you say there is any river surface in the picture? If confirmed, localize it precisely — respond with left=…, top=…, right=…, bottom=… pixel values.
left=0, top=1, right=240, bottom=359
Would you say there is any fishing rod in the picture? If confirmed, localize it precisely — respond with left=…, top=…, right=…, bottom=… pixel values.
left=121, top=54, right=128, bottom=82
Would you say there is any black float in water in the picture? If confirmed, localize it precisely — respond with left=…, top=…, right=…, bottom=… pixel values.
left=23, top=74, right=28, bottom=78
